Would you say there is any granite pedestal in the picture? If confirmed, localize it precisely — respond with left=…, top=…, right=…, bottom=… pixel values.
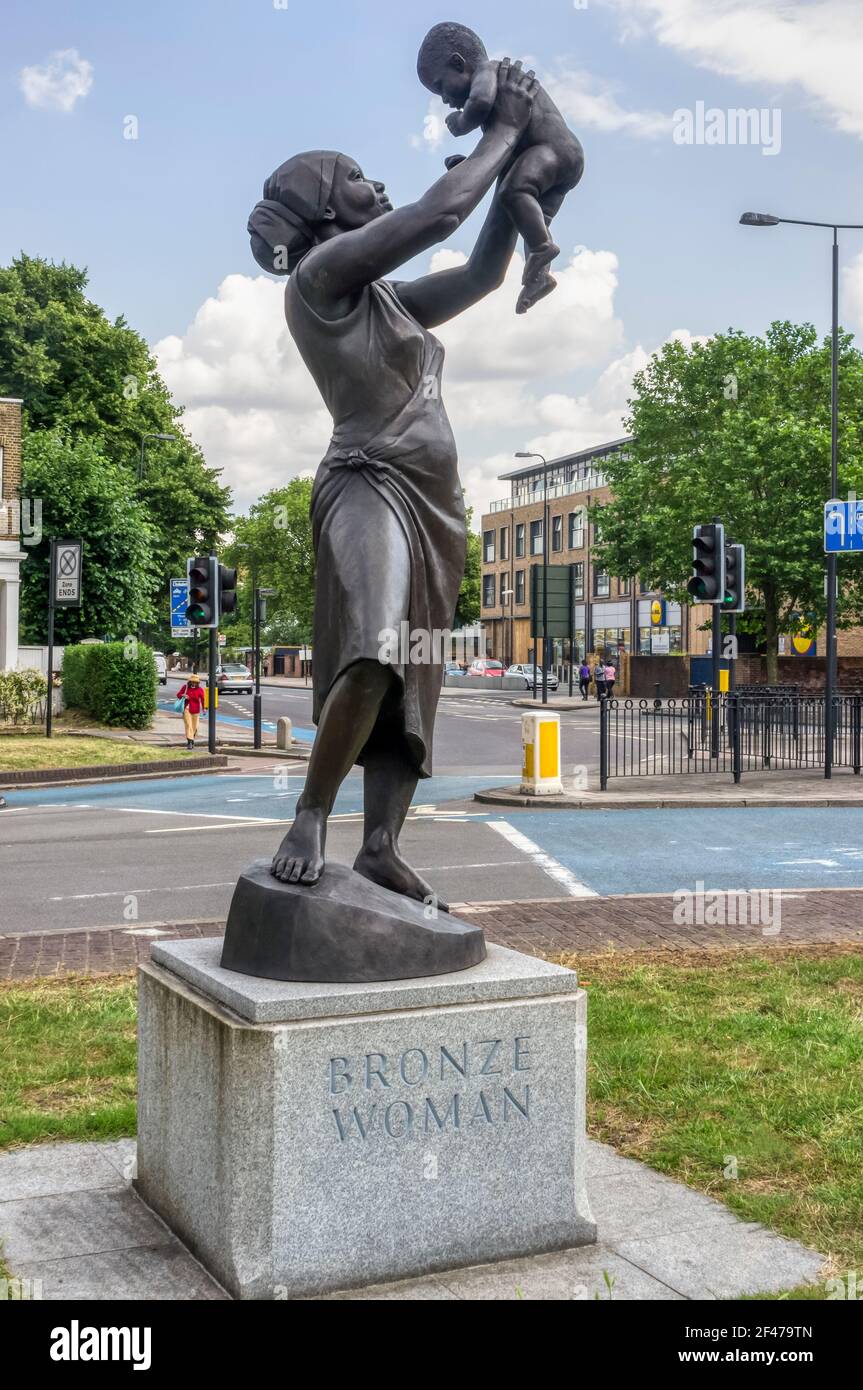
left=136, top=939, right=596, bottom=1299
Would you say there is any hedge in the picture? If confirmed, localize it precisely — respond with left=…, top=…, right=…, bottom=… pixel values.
left=0, top=669, right=48, bottom=725
left=62, top=642, right=157, bottom=729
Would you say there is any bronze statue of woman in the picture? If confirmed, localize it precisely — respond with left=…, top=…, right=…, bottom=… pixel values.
left=248, top=60, right=537, bottom=909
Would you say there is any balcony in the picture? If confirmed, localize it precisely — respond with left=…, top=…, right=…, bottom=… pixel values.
left=488, top=472, right=608, bottom=514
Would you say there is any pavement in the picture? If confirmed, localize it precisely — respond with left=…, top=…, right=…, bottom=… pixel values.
left=0, top=1136, right=824, bottom=1300
left=478, top=766, right=863, bottom=807
left=4, top=884, right=863, bottom=978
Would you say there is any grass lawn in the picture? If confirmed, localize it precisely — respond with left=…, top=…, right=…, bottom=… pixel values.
left=1, top=947, right=861, bottom=1297
left=0, top=735, right=198, bottom=773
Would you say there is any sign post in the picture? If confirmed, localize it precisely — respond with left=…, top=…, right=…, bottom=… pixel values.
left=46, top=540, right=82, bottom=739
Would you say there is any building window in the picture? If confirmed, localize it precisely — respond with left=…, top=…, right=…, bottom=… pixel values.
left=568, top=509, right=585, bottom=549
left=483, top=530, right=495, bottom=564
left=571, top=562, right=584, bottom=600
left=483, top=574, right=496, bottom=608
left=530, top=519, right=543, bottom=555
left=500, top=573, right=511, bottom=606
left=640, top=580, right=653, bottom=595
left=619, top=577, right=631, bottom=597
left=515, top=570, right=525, bottom=606
left=499, top=526, right=509, bottom=562
left=515, top=523, right=525, bottom=558
left=594, top=569, right=610, bottom=597
left=552, top=515, right=562, bottom=552
left=0, top=445, right=4, bottom=497
left=593, top=627, right=631, bottom=658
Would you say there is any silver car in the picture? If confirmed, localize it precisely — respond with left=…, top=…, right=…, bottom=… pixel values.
left=505, top=664, right=560, bottom=691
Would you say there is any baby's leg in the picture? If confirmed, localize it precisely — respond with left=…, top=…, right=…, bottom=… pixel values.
left=499, top=146, right=562, bottom=261
left=500, top=147, right=567, bottom=313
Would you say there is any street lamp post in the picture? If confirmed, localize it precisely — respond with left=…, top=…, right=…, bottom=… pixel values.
left=740, top=211, right=863, bottom=778
left=516, top=451, right=550, bottom=704
left=138, top=432, right=176, bottom=484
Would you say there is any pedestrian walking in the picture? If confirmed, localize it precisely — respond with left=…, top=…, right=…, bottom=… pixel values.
left=604, top=661, right=617, bottom=697
left=593, top=660, right=607, bottom=700
left=578, top=661, right=591, bottom=700
left=176, top=673, right=206, bottom=749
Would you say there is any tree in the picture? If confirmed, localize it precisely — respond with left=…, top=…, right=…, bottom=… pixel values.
left=225, top=480, right=316, bottom=642
left=19, top=431, right=157, bottom=644
left=0, top=254, right=232, bottom=637
left=592, top=322, right=863, bottom=680
left=455, top=506, right=481, bottom=629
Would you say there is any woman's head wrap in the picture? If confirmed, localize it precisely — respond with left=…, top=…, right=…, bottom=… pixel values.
left=248, top=151, right=341, bottom=276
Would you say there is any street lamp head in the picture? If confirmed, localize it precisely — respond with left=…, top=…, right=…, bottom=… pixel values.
left=515, top=451, right=532, bottom=459
left=153, top=432, right=177, bottom=441
left=739, top=212, right=780, bottom=227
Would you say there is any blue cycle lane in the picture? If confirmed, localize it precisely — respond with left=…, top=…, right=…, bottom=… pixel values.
left=5, top=767, right=863, bottom=896
left=156, top=697, right=316, bottom=743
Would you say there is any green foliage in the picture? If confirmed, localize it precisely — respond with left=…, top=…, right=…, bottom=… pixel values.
left=0, top=254, right=232, bottom=639
left=60, top=644, right=90, bottom=710
left=20, top=431, right=157, bottom=644
left=593, top=321, right=863, bottom=676
left=455, top=505, right=481, bottom=628
left=226, top=480, right=316, bottom=642
left=0, top=668, right=48, bottom=724
left=62, top=641, right=156, bottom=729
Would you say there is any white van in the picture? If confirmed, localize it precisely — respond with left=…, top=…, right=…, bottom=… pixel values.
left=154, top=652, right=168, bottom=685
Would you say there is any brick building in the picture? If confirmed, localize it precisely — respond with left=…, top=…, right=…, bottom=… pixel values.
left=479, top=438, right=711, bottom=670
left=0, top=398, right=26, bottom=671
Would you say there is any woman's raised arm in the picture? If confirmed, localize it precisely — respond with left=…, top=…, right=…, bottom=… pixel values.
left=302, top=61, right=536, bottom=307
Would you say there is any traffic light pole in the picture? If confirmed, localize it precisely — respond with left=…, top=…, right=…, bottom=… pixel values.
left=208, top=624, right=218, bottom=754
left=253, top=587, right=262, bottom=750
left=712, top=601, right=722, bottom=759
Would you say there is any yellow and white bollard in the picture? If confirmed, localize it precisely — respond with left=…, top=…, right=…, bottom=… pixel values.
left=521, top=711, right=563, bottom=795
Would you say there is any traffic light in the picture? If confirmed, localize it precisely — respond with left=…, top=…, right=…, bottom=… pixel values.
left=218, top=565, right=238, bottom=619
left=687, top=523, right=725, bottom=603
left=723, top=543, right=746, bottom=613
left=186, top=556, right=218, bottom=628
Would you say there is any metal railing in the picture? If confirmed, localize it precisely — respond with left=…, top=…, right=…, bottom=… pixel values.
left=599, top=691, right=863, bottom=787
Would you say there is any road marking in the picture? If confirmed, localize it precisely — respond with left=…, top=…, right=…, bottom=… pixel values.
left=486, top=820, right=598, bottom=898
left=114, top=807, right=279, bottom=822
left=146, top=822, right=286, bottom=834
left=50, top=882, right=236, bottom=902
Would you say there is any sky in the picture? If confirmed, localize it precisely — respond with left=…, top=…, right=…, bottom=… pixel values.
left=3, top=0, right=863, bottom=523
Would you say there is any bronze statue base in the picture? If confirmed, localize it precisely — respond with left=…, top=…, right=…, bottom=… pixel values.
left=220, top=860, right=487, bottom=983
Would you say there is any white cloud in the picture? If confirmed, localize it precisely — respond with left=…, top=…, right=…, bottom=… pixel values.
left=410, top=97, right=448, bottom=151
left=19, top=49, right=93, bottom=113
left=544, top=70, right=672, bottom=138
left=609, top=0, right=863, bottom=140
left=154, top=250, right=698, bottom=526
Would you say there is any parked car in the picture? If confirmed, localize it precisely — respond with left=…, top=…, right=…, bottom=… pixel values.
left=154, top=652, right=168, bottom=686
left=444, top=662, right=465, bottom=678
left=505, top=663, right=560, bottom=691
left=215, top=663, right=254, bottom=694
left=467, top=659, right=505, bottom=678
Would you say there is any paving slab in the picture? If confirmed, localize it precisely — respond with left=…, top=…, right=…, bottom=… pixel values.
left=0, top=1138, right=825, bottom=1301
left=0, top=1141, right=124, bottom=1201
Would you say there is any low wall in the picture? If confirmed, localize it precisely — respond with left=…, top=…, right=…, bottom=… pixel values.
left=735, top=655, right=863, bottom=691
left=629, top=655, right=690, bottom=699
left=445, top=675, right=528, bottom=691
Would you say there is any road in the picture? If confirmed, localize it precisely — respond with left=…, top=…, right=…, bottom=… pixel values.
left=160, top=676, right=601, bottom=773
left=3, top=762, right=863, bottom=934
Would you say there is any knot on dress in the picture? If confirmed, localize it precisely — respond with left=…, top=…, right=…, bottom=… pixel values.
left=329, top=447, right=394, bottom=484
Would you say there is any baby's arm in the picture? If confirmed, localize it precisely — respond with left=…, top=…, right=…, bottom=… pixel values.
left=446, top=62, right=499, bottom=136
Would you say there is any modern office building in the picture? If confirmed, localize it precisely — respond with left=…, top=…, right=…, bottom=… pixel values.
left=479, top=437, right=704, bottom=668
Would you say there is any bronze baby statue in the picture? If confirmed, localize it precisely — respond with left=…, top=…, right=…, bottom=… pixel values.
left=418, top=21, right=584, bottom=313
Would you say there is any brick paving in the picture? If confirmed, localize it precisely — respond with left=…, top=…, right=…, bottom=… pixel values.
left=2, top=890, right=862, bottom=980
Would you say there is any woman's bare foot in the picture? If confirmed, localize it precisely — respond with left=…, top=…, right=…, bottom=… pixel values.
left=271, top=805, right=326, bottom=885
left=521, top=241, right=560, bottom=284
left=354, top=832, right=449, bottom=913
left=516, top=272, right=557, bottom=314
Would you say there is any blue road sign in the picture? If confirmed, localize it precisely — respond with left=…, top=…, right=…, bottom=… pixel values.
left=824, top=499, right=863, bottom=553
left=170, top=578, right=191, bottom=636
